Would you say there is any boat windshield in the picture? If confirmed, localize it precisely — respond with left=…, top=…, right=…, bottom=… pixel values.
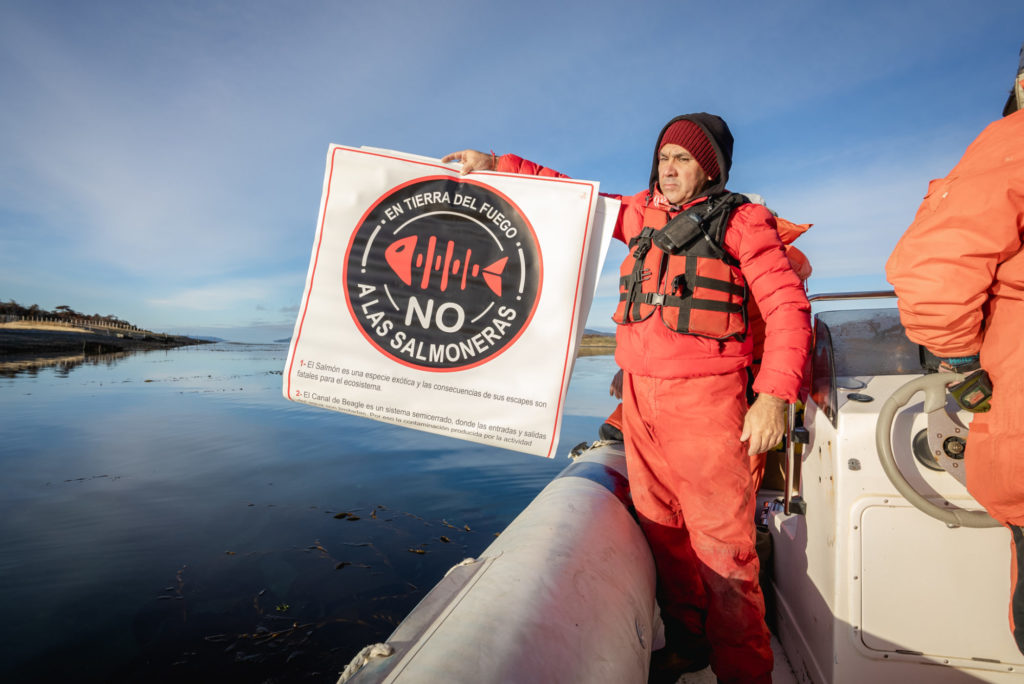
left=810, top=308, right=925, bottom=425
left=818, top=308, right=922, bottom=377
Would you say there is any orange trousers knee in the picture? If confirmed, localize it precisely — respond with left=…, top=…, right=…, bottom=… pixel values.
left=622, top=370, right=772, bottom=684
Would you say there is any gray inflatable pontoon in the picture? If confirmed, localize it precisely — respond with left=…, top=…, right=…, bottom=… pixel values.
left=339, top=442, right=659, bottom=684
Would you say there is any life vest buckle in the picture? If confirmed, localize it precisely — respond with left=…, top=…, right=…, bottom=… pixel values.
left=632, top=227, right=658, bottom=259
left=648, top=293, right=665, bottom=306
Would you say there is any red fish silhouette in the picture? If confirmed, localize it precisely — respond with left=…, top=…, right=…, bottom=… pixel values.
left=384, top=235, right=507, bottom=296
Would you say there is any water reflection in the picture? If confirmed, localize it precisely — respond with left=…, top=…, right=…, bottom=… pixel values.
left=0, top=343, right=618, bottom=683
left=0, top=350, right=139, bottom=378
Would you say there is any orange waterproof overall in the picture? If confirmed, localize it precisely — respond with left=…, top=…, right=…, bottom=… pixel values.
left=612, top=197, right=810, bottom=684
left=887, top=108, right=1024, bottom=653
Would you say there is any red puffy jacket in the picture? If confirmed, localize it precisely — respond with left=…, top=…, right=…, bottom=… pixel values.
left=496, top=154, right=811, bottom=403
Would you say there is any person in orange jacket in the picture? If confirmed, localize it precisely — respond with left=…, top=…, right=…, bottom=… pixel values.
left=445, top=113, right=811, bottom=684
left=886, top=47, right=1024, bottom=655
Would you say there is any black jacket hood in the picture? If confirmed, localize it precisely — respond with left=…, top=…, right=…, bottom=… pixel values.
left=648, top=113, right=734, bottom=198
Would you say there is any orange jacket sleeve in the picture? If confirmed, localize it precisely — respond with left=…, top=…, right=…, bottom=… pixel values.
left=725, top=205, right=812, bottom=401
left=885, top=111, right=1024, bottom=357
left=748, top=243, right=811, bottom=363
left=496, top=153, right=638, bottom=244
left=496, top=153, right=570, bottom=179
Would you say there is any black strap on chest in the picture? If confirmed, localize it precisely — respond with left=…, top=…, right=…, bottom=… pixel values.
left=620, top=267, right=745, bottom=312
left=622, top=227, right=658, bottom=321
left=656, top=193, right=749, bottom=263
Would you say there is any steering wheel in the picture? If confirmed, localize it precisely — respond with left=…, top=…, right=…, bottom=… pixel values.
left=875, top=372, right=999, bottom=528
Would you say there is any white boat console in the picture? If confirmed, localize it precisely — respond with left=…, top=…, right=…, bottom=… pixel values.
left=767, top=299, right=1021, bottom=683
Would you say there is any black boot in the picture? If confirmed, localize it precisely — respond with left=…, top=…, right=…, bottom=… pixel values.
left=648, top=617, right=711, bottom=683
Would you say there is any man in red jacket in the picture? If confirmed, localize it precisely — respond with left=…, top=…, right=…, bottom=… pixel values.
left=445, top=113, right=811, bottom=683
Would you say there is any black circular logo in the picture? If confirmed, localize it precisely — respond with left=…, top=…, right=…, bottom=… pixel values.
left=344, top=176, right=542, bottom=371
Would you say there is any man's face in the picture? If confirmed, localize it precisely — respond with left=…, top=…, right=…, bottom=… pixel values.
left=658, top=143, right=712, bottom=205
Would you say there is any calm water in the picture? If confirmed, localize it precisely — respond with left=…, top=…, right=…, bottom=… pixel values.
left=0, top=343, right=619, bottom=683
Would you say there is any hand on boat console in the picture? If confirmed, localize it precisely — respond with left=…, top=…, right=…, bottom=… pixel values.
left=740, top=393, right=787, bottom=456
left=441, top=149, right=497, bottom=175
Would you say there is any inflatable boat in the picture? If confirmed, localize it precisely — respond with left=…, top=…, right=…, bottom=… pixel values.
left=339, top=292, right=1022, bottom=683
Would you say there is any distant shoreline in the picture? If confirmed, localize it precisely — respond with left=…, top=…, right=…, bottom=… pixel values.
left=0, top=322, right=212, bottom=359
left=0, top=324, right=613, bottom=363
left=578, top=332, right=615, bottom=357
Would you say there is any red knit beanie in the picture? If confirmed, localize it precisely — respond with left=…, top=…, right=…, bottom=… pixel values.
left=658, top=119, right=720, bottom=180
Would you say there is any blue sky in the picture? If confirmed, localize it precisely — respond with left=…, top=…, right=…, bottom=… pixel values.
left=1, top=1, right=1021, bottom=342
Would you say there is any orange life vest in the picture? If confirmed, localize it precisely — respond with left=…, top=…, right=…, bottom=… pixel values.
left=612, top=193, right=749, bottom=340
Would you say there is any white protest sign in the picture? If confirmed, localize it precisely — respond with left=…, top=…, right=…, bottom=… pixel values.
left=283, top=146, right=617, bottom=458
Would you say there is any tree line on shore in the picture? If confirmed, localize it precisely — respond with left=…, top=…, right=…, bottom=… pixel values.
left=1, top=300, right=133, bottom=328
